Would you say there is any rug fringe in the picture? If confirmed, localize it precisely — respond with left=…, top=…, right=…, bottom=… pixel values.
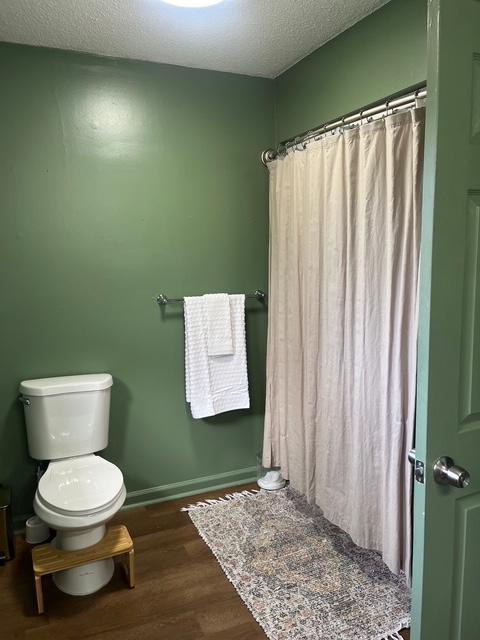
left=180, top=489, right=259, bottom=511
left=374, top=622, right=411, bottom=640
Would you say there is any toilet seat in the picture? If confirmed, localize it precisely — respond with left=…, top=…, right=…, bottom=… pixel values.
left=38, top=454, right=124, bottom=515
left=36, top=486, right=124, bottom=517
left=34, top=483, right=126, bottom=533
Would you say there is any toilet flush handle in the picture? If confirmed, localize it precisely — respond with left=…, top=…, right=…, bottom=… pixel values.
left=18, top=396, right=30, bottom=406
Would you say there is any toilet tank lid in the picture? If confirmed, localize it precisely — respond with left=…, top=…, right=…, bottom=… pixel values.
left=19, top=373, right=113, bottom=396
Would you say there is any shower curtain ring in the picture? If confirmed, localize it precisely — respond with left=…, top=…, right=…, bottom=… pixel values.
left=316, top=124, right=327, bottom=141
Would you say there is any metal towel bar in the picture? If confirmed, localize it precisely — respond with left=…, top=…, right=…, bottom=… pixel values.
left=154, top=290, right=266, bottom=305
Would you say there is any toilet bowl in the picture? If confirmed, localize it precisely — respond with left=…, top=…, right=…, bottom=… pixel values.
left=19, top=373, right=126, bottom=597
left=34, top=454, right=126, bottom=595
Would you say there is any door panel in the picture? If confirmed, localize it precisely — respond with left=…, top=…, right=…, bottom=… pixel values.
left=450, top=495, right=480, bottom=638
left=412, top=1, right=480, bottom=639
left=472, top=56, right=480, bottom=144
left=459, top=193, right=480, bottom=428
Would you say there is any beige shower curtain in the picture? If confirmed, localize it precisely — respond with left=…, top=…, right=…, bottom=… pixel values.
left=263, top=108, right=425, bottom=578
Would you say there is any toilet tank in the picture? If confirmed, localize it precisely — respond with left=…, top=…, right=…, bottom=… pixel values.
left=19, top=374, right=113, bottom=461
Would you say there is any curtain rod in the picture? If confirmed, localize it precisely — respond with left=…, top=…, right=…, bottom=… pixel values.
left=261, top=82, right=427, bottom=165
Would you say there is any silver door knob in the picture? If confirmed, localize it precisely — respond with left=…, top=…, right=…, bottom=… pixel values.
left=433, top=456, right=471, bottom=488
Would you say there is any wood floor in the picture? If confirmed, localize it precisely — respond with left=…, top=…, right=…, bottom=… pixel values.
left=0, top=484, right=410, bottom=639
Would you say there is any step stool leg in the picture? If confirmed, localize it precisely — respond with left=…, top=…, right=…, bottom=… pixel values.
left=34, top=574, right=44, bottom=614
left=127, top=549, right=135, bottom=588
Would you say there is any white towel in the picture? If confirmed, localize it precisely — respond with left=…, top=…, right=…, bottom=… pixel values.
left=203, top=293, right=233, bottom=356
left=184, top=294, right=250, bottom=419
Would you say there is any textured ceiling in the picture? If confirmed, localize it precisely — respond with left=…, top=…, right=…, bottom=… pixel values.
left=0, top=0, right=390, bottom=78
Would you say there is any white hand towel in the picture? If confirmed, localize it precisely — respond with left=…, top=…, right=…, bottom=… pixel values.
left=184, top=294, right=249, bottom=419
left=203, top=293, right=233, bottom=356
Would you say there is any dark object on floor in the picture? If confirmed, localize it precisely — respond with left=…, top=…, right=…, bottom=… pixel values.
left=0, top=486, right=14, bottom=562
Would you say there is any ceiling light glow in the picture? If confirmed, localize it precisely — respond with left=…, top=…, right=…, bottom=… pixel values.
left=161, top=0, right=224, bottom=7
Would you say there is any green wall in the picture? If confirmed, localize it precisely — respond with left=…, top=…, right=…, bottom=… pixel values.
left=274, top=0, right=427, bottom=143
left=0, top=43, right=274, bottom=518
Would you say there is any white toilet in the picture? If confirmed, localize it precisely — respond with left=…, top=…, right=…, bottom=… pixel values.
left=19, top=373, right=126, bottom=596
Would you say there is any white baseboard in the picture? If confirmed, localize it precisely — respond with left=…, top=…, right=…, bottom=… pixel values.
left=123, top=465, right=257, bottom=509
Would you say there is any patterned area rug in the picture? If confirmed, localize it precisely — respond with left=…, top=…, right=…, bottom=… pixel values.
left=183, top=488, right=410, bottom=640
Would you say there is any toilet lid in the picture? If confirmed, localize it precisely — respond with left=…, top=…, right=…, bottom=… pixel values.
left=38, top=455, right=124, bottom=514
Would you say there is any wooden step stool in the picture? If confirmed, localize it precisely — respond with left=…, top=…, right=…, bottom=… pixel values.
left=31, top=524, right=135, bottom=614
